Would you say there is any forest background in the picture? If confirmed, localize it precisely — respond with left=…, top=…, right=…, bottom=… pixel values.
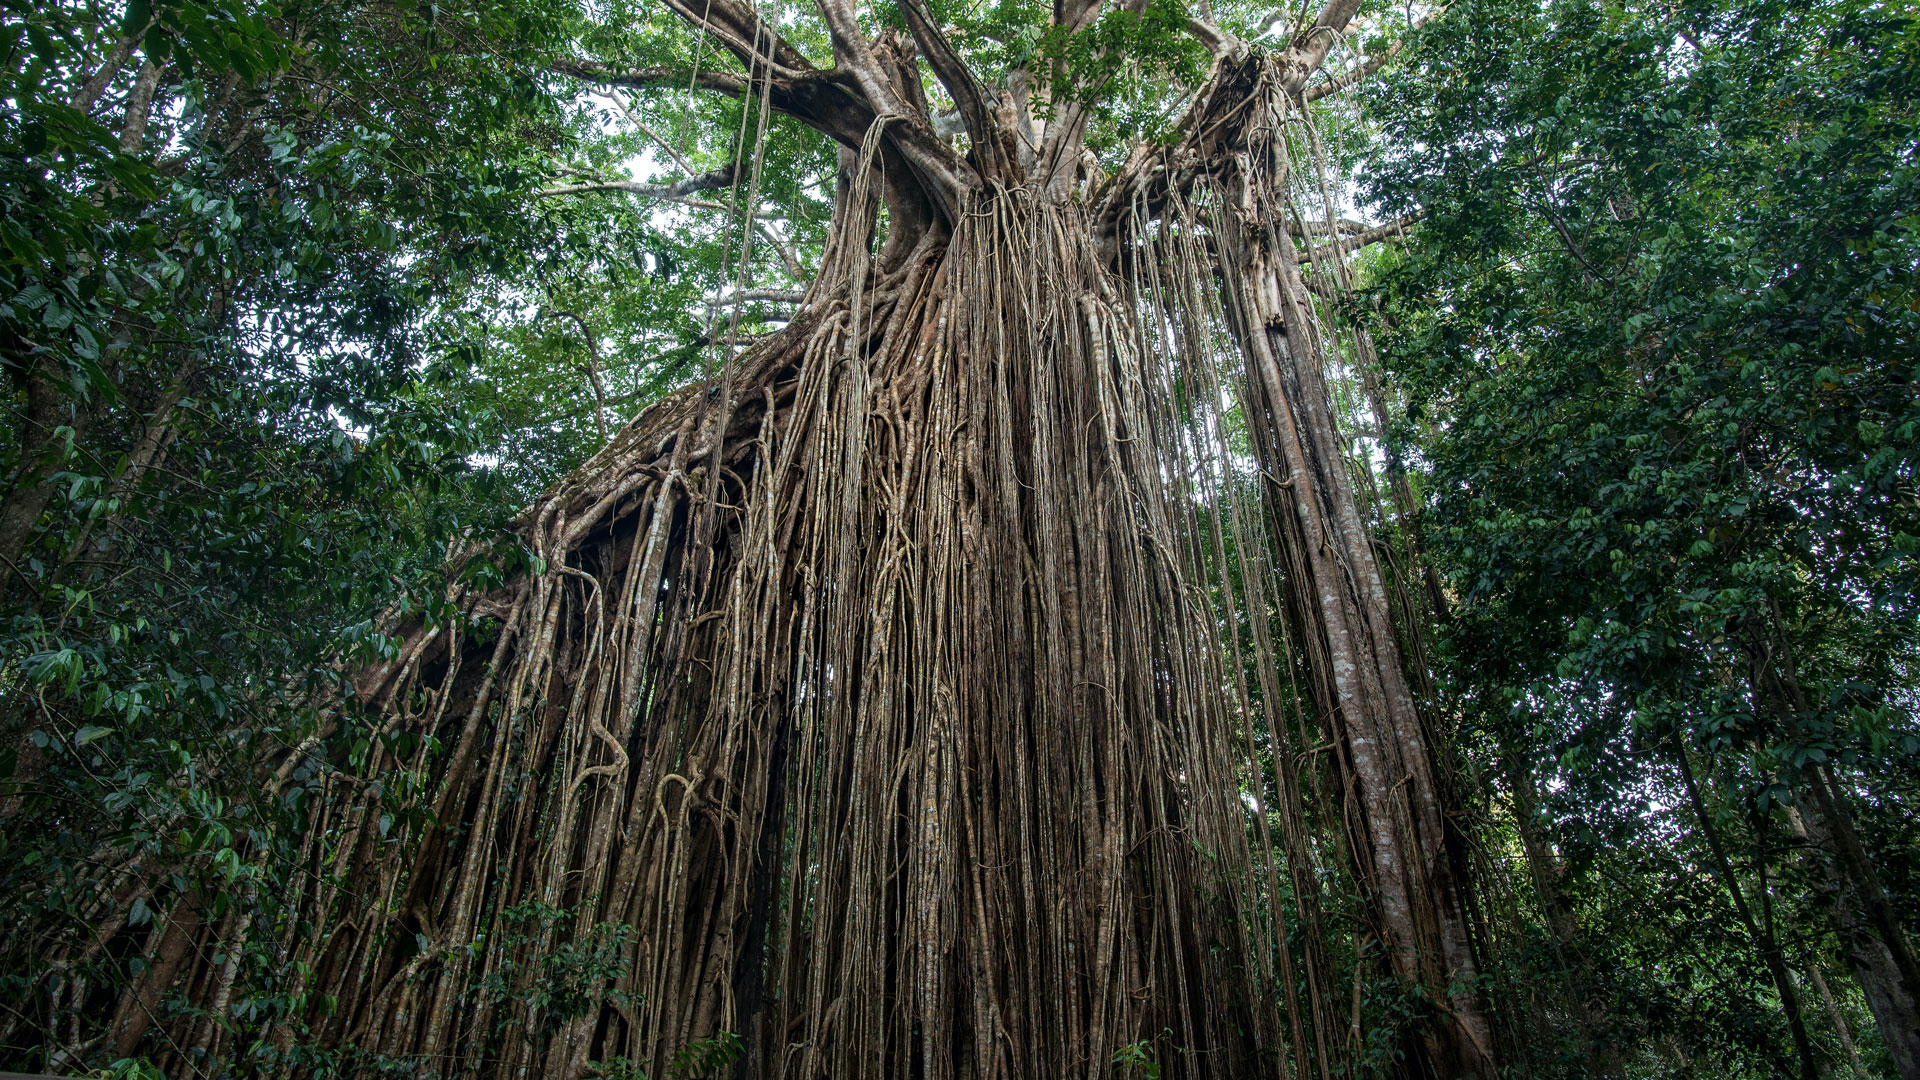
left=0, top=0, right=1915, bottom=1075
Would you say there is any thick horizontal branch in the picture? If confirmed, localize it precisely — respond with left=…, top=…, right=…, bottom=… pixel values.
left=1185, top=17, right=1246, bottom=59
left=1296, top=217, right=1375, bottom=237
left=539, top=162, right=738, bottom=202
left=553, top=56, right=882, bottom=159
left=714, top=288, right=807, bottom=306
left=654, top=0, right=816, bottom=80
left=737, top=287, right=806, bottom=304
left=561, top=0, right=977, bottom=207
left=1297, top=210, right=1424, bottom=262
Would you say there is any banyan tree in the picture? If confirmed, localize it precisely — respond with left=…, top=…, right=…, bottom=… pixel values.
left=79, top=0, right=1499, bottom=1076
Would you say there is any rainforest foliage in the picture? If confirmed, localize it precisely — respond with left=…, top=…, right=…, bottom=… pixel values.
left=0, top=0, right=1914, bottom=1074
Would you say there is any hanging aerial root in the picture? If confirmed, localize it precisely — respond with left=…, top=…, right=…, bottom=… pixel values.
left=107, top=132, right=1495, bottom=1078
left=146, top=184, right=1291, bottom=1080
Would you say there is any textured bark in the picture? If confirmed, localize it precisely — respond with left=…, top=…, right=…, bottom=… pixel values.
left=1809, top=962, right=1873, bottom=1080
left=118, top=60, right=165, bottom=155
left=1752, top=617, right=1920, bottom=1079
left=0, top=357, right=72, bottom=586
left=109, top=894, right=205, bottom=1059
left=1801, top=790, right=1920, bottom=1080
left=1172, top=57, right=1494, bottom=1077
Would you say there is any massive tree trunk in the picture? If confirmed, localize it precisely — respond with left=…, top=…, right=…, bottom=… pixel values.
left=104, top=7, right=1497, bottom=1078
left=1216, top=78, right=1492, bottom=1080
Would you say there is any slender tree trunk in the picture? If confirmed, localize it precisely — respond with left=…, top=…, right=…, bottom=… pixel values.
left=1673, top=743, right=1820, bottom=1080
left=0, top=355, right=73, bottom=587
left=1809, top=961, right=1871, bottom=1080
left=1509, top=754, right=1621, bottom=1075
left=118, top=60, right=165, bottom=155
left=1798, top=793, right=1920, bottom=1080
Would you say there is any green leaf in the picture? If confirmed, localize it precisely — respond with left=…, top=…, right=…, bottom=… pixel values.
left=74, top=725, right=115, bottom=747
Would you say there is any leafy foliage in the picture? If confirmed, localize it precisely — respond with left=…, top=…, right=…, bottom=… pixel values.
left=0, top=0, right=797, bottom=1071
left=1364, top=0, right=1920, bottom=1071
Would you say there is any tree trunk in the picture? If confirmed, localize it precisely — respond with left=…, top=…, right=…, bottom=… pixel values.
left=1750, top=613, right=1920, bottom=1079
left=1809, top=961, right=1872, bottom=1080
left=1673, top=742, right=1820, bottom=1080
left=1799, top=790, right=1920, bottom=1080
left=109, top=892, right=204, bottom=1059
left=0, top=354, right=73, bottom=587
left=1509, top=753, right=1621, bottom=1075
left=1189, top=60, right=1494, bottom=1077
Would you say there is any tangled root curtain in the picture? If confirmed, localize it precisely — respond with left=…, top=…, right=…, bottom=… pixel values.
left=104, top=25, right=1495, bottom=1080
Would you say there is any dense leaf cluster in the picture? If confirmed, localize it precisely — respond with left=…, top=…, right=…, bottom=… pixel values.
left=1366, top=0, right=1920, bottom=1072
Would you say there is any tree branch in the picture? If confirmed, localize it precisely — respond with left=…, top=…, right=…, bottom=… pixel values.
left=653, top=0, right=816, bottom=80
left=1299, top=7, right=1444, bottom=101
left=1297, top=217, right=1378, bottom=236
left=1276, top=0, right=1368, bottom=92
left=1296, top=210, right=1424, bottom=262
left=1301, top=47, right=1394, bottom=102
left=1185, top=17, right=1247, bottom=59
left=539, top=161, right=738, bottom=201
left=1055, top=0, right=1107, bottom=34
left=718, top=288, right=807, bottom=305
left=556, top=58, right=881, bottom=152
left=600, top=90, right=699, bottom=176
left=814, top=0, right=915, bottom=118
left=812, top=0, right=980, bottom=212
left=755, top=221, right=809, bottom=281
left=897, top=0, right=1008, bottom=177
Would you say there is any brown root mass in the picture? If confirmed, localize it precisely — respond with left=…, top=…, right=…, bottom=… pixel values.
left=298, top=184, right=1284, bottom=1079
left=93, top=39, right=1500, bottom=1080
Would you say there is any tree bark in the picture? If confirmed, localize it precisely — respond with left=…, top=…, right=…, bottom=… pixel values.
left=0, top=354, right=73, bottom=588
left=1809, top=961, right=1872, bottom=1080
left=1204, top=92, right=1495, bottom=1072
left=109, top=893, right=204, bottom=1058
left=1750, top=612, right=1920, bottom=1079
left=118, top=60, right=165, bottom=155
left=1799, top=790, right=1920, bottom=1080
